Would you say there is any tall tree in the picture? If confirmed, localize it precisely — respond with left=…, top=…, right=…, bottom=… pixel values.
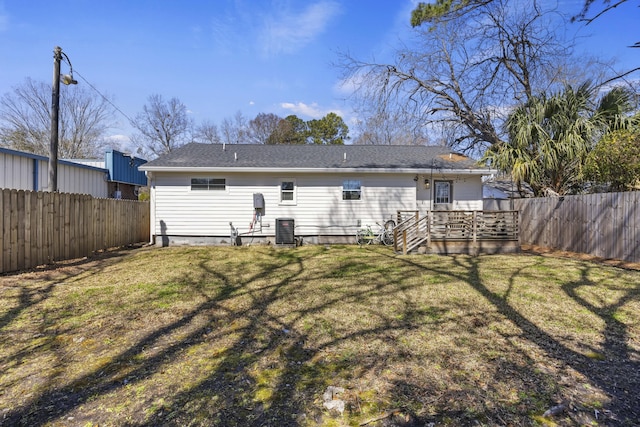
left=193, top=120, right=221, bottom=144
left=220, top=111, right=248, bottom=145
left=273, top=115, right=308, bottom=144
left=265, top=115, right=307, bottom=145
left=352, top=110, right=430, bottom=145
left=584, top=127, right=640, bottom=191
left=307, top=112, right=349, bottom=145
left=484, top=82, right=637, bottom=195
left=247, top=112, right=282, bottom=144
left=411, top=0, right=494, bottom=25
left=341, top=0, right=585, bottom=153
left=0, top=78, right=114, bottom=158
left=132, top=94, right=192, bottom=156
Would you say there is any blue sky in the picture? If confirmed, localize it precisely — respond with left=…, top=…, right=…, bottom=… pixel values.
left=0, top=0, right=638, bottom=148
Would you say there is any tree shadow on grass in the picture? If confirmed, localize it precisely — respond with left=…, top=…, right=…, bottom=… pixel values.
left=0, top=246, right=138, bottom=331
left=0, top=246, right=146, bottom=378
left=2, top=246, right=429, bottom=426
left=2, top=247, right=639, bottom=426
left=447, top=255, right=639, bottom=425
left=561, top=266, right=640, bottom=421
left=357, top=250, right=639, bottom=425
left=133, top=248, right=443, bottom=426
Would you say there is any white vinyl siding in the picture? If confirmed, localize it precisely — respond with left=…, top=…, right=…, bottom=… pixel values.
left=152, top=173, right=412, bottom=237
left=448, top=175, right=483, bottom=210
left=150, top=172, right=486, bottom=238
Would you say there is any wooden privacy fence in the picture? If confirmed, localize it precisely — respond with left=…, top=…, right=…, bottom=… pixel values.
left=1, top=188, right=150, bottom=273
left=514, top=191, right=640, bottom=263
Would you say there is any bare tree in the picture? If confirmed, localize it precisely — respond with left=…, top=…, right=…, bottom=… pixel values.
left=352, top=109, right=430, bottom=145
left=194, top=120, right=221, bottom=144
left=0, top=78, right=114, bottom=158
left=220, top=111, right=248, bottom=144
left=132, top=94, right=192, bottom=156
left=247, top=113, right=282, bottom=144
left=340, top=0, right=581, bottom=153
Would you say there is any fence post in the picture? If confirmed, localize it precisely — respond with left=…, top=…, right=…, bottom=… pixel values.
left=472, top=211, right=477, bottom=243
left=402, top=230, right=408, bottom=256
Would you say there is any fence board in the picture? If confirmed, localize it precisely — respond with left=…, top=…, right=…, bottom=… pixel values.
left=10, top=190, right=18, bottom=272
left=0, top=190, right=5, bottom=272
left=24, top=191, right=32, bottom=270
left=514, top=191, right=640, bottom=263
left=0, top=188, right=149, bottom=273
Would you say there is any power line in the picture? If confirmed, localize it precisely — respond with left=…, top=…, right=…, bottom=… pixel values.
left=73, top=69, right=137, bottom=127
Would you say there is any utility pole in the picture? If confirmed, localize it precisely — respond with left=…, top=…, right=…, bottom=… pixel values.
left=48, top=46, right=77, bottom=192
left=49, top=46, right=62, bottom=192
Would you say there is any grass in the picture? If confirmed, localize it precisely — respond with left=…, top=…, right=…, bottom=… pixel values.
left=0, top=245, right=639, bottom=426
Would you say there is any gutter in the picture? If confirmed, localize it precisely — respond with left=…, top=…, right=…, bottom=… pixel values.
left=139, top=166, right=498, bottom=175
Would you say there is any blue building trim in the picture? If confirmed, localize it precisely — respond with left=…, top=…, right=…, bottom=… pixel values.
left=0, top=147, right=108, bottom=173
left=33, top=158, right=38, bottom=191
left=105, top=149, right=148, bottom=186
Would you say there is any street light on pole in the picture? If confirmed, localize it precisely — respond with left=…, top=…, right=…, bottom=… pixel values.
left=49, top=46, right=77, bottom=192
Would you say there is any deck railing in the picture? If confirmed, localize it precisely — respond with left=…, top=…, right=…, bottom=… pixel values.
left=394, top=210, right=519, bottom=254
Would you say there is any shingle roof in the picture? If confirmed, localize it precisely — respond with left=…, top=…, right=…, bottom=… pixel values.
left=140, top=143, right=489, bottom=172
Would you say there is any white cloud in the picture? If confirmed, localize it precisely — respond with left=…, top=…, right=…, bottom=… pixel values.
left=261, top=1, right=341, bottom=57
left=280, top=101, right=344, bottom=119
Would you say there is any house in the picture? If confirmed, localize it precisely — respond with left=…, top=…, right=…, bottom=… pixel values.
left=140, top=143, right=498, bottom=247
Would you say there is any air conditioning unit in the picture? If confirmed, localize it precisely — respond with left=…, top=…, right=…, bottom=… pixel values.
left=275, top=218, right=295, bottom=245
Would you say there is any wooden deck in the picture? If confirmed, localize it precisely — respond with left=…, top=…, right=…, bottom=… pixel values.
left=393, top=210, right=520, bottom=255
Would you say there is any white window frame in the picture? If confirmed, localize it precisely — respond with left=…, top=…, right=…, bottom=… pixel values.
left=190, top=177, right=227, bottom=192
left=279, top=179, right=297, bottom=205
left=434, top=180, right=452, bottom=205
left=342, top=179, right=362, bottom=201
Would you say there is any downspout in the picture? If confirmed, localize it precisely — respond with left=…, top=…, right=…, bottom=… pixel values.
left=148, top=172, right=156, bottom=245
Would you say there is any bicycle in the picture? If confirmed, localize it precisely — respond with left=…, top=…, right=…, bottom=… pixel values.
left=355, top=220, right=396, bottom=246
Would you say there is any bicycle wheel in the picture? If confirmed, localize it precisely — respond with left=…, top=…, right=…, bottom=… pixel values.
left=381, top=230, right=394, bottom=246
left=355, top=229, right=366, bottom=245
left=384, top=219, right=396, bottom=232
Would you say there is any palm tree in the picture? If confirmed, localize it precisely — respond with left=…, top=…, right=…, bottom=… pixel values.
left=484, top=82, right=636, bottom=196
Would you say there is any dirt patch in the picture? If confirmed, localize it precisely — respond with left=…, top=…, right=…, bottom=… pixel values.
left=521, top=244, right=640, bottom=271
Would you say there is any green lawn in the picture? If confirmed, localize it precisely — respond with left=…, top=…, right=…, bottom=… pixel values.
left=1, top=245, right=639, bottom=426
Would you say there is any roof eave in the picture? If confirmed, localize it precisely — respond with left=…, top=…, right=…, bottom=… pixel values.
left=140, top=166, right=496, bottom=175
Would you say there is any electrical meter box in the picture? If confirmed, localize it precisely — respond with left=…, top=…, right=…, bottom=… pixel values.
left=253, top=193, right=264, bottom=209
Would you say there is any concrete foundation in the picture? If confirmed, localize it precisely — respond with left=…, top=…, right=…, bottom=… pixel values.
left=154, top=234, right=520, bottom=255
